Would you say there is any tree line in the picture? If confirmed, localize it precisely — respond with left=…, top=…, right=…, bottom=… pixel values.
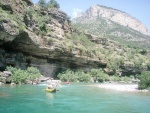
left=38, top=0, right=60, bottom=9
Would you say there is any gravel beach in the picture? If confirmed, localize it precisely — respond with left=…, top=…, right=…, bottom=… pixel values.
left=97, top=83, right=148, bottom=92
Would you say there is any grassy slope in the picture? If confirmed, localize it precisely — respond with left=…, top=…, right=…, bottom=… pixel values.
left=73, top=17, right=150, bottom=50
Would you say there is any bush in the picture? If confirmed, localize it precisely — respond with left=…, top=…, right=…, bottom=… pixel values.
left=47, top=0, right=60, bottom=8
left=107, top=59, right=119, bottom=71
left=10, top=69, right=28, bottom=84
left=138, top=71, right=150, bottom=89
left=90, top=69, right=109, bottom=82
left=110, top=76, right=121, bottom=82
left=38, top=0, right=60, bottom=9
left=121, top=76, right=131, bottom=82
left=57, top=69, right=78, bottom=82
left=147, top=63, right=150, bottom=70
left=57, top=68, right=136, bottom=83
left=57, top=69, right=91, bottom=82
left=76, top=71, right=91, bottom=82
left=6, top=66, right=41, bottom=84
left=58, top=68, right=110, bottom=83
left=38, top=0, right=46, bottom=8
left=27, top=67, right=41, bottom=81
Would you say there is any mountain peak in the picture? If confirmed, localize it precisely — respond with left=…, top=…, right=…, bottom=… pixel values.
left=80, top=5, right=150, bottom=36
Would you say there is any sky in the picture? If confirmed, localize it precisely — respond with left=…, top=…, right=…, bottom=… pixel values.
left=32, top=0, right=150, bottom=30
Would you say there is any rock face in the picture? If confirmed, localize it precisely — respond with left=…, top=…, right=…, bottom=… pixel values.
left=0, top=0, right=66, bottom=76
left=0, top=0, right=104, bottom=77
left=75, top=5, right=150, bottom=36
left=73, top=5, right=150, bottom=49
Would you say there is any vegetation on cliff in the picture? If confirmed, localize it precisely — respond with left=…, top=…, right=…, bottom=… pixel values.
left=38, top=0, right=60, bottom=9
left=64, top=31, right=150, bottom=76
left=73, top=18, right=150, bottom=50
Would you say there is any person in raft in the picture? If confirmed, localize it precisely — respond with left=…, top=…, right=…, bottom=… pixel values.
left=47, top=84, right=53, bottom=89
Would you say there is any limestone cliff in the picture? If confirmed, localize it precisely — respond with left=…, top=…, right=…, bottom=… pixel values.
left=0, top=0, right=104, bottom=76
left=73, top=5, right=150, bottom=49
left=0, top=0, right=71, bottom=76
left=75, top=5, right=150, bottom=36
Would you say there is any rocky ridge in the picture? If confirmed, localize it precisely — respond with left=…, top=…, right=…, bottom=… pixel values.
left=0, top=0, right=72, bottom=76
left=74, top=5, right=150, bottom=36
left=73, top=5, right=150, bottom=49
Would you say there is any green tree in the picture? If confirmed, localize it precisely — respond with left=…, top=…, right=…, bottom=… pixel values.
left=57, top=69, right=91, bottom=82
left=47, top=0, right=60, bottom=8
left=138, top=71, right=150, bottom=89
left=38, top=0, right=46, bottom=8
left=57, top=69, right=78, bottom=82
left=75, top=71, right=91, bottom=82
left=147, top=62, right=150, bottom=70
left=6, top=66, right=41, bottom=84
left=27, top=67, right=41, bottom=81
left=90, top=69, right=109, bottom=82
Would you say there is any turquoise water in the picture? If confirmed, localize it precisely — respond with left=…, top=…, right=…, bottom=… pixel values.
left=0, top=83, right=150, bottom=113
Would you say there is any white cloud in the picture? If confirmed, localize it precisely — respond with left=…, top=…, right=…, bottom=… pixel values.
left=72, top=8, right=83, bottom=18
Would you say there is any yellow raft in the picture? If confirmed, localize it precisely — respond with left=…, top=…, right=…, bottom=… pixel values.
left=45, top=88, right=56, bottom=93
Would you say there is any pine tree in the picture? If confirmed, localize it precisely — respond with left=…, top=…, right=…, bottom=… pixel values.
left=38, top=0, right=46, bottom=8
left=47, top=0, right=60, bottom=8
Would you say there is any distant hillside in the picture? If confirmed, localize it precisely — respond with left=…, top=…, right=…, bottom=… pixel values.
left=73, top=5, right=150, bottom=49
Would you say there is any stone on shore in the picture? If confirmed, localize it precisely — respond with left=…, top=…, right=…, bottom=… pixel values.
left=97, top=83, right=149, bottom=92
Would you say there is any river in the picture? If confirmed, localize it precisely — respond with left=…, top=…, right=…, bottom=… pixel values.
left=0, top=83, right=150, bottom=113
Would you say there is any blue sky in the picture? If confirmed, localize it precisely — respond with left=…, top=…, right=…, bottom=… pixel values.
left=32, top=0, right=150, bottom=30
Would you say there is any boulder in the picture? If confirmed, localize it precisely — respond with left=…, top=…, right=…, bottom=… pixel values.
left=25, top=80, right=33, bottom=84
left=11, top=82, right=16, bottom=85
left=39, top=77, right=50, bottom=82
left=0, top=82, right=4, bottom=85
left=2, top=71, right=12, bottom=77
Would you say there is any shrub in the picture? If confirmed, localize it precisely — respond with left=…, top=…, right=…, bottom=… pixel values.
left=57, top=69, right=78, bottom=82
left=76, top=71, right=91, bottom=82
left=138, top=71, right=150, bottom=89
left=6, top=66, right=41, bottom=84
left=147, top=63, right=150, bottom=70
left=107, top=59, right=119, bottom=72
left=110, top=75, right=121, bottom=82
left=10, top=69, right=28, bottom=84
left=57, top=69, right=91, bottom=82
left=27, top=67, right=41, bottom=81
left=38, top=0, right=46, bottom=8
left=0, top=1, right=2, bottom=6
left=47, top=0, right=60, bottom=8
left=24, top=7, right=34, bottom=21
left=121, top=76, right=131, bottom=82
left=6, top=66, right=18, bottom=74
left=90, top=69, right=109, bottom=82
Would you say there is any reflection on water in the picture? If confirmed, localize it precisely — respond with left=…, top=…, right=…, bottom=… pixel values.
left=0, top=92, right=10, bottom=97
left=46, top=92, right=54, bottom=99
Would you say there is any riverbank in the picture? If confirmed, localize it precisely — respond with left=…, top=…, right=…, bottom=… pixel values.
left=96, top=83, right=149, bottom=92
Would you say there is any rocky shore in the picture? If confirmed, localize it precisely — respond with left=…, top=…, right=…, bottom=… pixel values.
left=96, top=83, right=149, bottom=92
